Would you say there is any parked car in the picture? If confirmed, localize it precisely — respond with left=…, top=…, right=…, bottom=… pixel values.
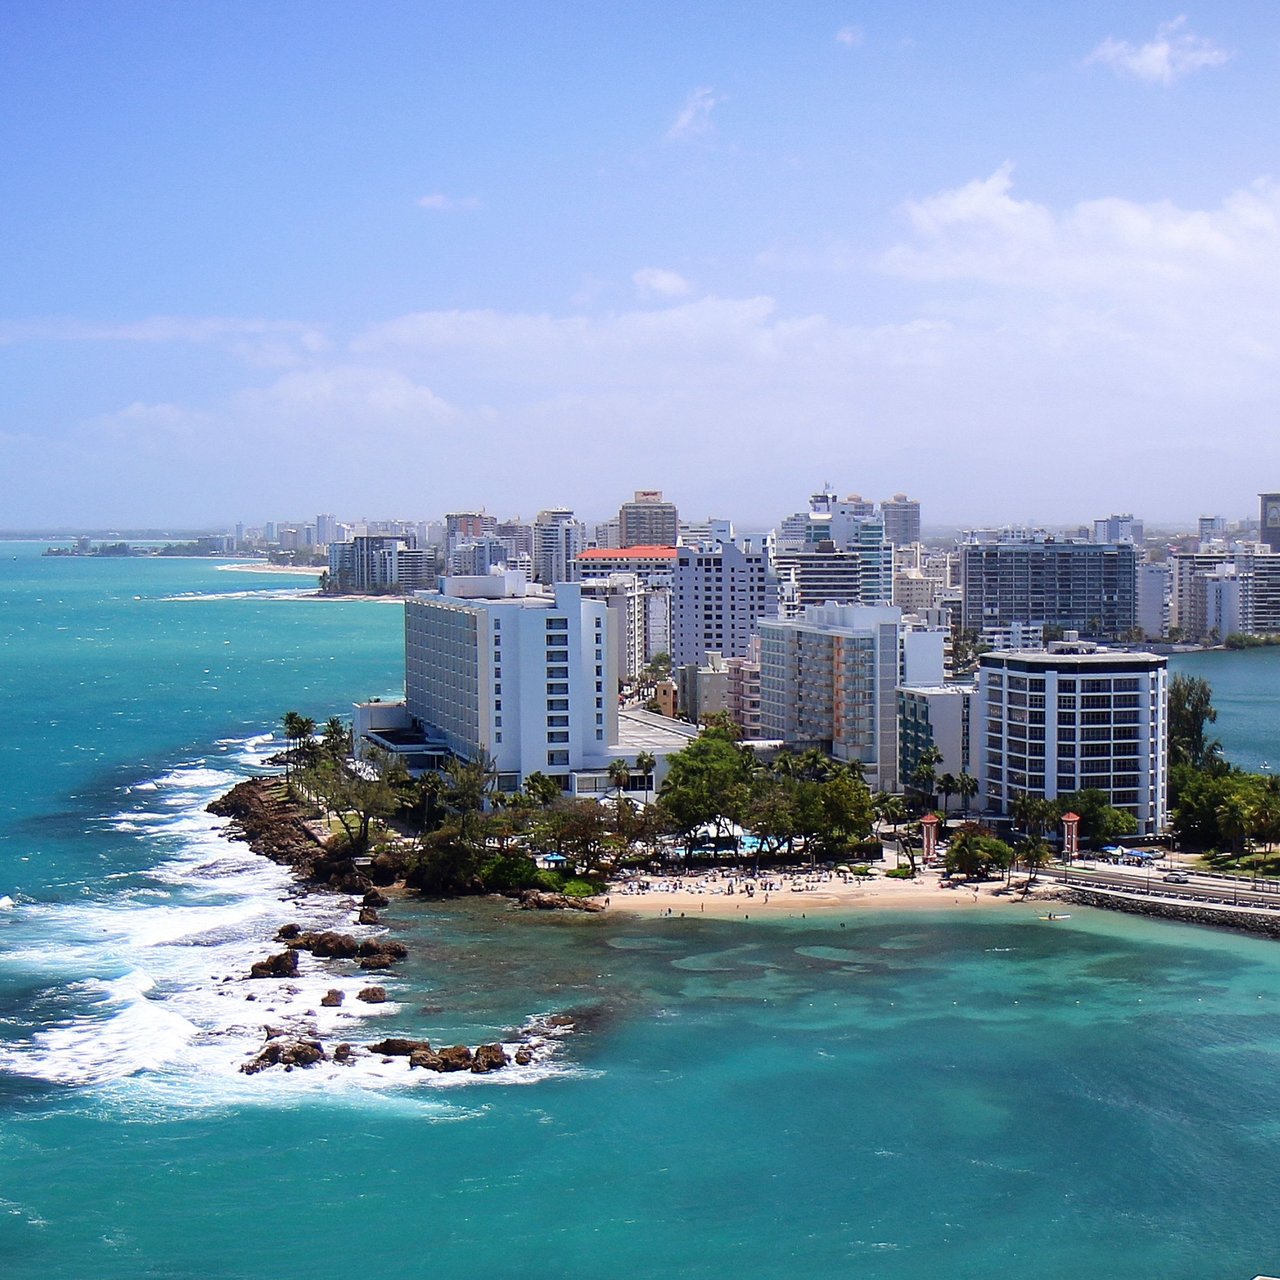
left=1163, top=873, right=1190, bottom=884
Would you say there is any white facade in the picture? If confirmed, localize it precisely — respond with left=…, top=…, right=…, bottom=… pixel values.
left=532, top=508, right=584, bottom=585
left=671, top=540, right=777, bottom=667
left=578, top=573, right=647, bottom=685
left=977, top=644, right=1168, bottom=837
left=405, top=578, right=617, bottom=787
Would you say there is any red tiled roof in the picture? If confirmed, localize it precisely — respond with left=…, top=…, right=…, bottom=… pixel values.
left=577, top=545, right=678, bottom=559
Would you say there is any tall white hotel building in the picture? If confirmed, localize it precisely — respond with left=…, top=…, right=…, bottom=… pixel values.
left=977, top=641, right=1168, bottom=837
left=404, top=574, right=617, bottom=789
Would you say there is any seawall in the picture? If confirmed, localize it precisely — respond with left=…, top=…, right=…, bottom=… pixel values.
left=1062, top=886, right=1280, bottom=940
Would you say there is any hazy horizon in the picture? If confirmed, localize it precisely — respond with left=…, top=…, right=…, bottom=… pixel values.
left=4, top=4, right=1279, bottom=526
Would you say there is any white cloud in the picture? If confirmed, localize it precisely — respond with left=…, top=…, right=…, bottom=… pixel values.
left=1086, top=16, right=1231, bottom=85
left=632, top=267, right=692, bottom=300
left=417, top=193, right=482, bottom=211
left=835, top=25, right=864, bottom=48
left=12, top=172, right=1280, bottom=526
left=666, top=87, right=722, bottom=142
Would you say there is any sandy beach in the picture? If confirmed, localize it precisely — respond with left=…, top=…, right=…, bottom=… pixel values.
left=216, top=561, right=325, bottom=576
left=604, top=865, right=1060, bottom=919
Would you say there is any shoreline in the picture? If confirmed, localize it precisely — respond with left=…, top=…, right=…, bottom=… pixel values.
left=603, top=867, right=1061, bottom=919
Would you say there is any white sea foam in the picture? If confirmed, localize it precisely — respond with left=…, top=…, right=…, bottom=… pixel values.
left=2, top=736, right=566, bottom=1104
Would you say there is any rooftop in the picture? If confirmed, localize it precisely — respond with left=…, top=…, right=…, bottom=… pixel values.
left=578, top=545, right=678, bottom=560
left=614, top=707, right=700, bottom=754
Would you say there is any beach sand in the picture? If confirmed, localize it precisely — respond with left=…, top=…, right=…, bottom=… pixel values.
left=216, top=561, right=324, bottom=576
left=604, top=866, right=1059, bottom=919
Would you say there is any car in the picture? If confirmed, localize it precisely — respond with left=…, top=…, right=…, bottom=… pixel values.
left=1163, top=873, right=1190, bottom=884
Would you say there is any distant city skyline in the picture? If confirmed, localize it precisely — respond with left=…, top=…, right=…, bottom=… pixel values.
left=3, top=4, right=1279, bottom=525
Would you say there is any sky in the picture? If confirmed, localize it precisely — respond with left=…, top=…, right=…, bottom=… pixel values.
left=3, top=2, right=1280, bottom=530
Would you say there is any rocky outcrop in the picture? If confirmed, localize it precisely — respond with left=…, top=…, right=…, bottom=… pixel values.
left=208, top=778, right=325, bottom=879
left=363, top=888, right=390, bottom=908
left=357, top=906, right=379, bottom=925
left=357, top=986, right=387, bottom=1003
left=248, top=950, right=299, bottom=979
left=333, top=1043, right=352, bottom=1063
left=359, top=938, right=408, bottom=960
left=240, top=1036, right=325, bottom=1074
left=434, top=1045, right=473, bottom=1072
left=320, top=989, right=344, bottom=1007
left=369, top=1037, right=433, bottom=1057
left=517, top=890, right=605, bottom=913
left=471, top=1043, right=508, bottom=1074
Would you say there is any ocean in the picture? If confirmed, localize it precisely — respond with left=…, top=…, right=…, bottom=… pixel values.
left=1, top=540, right=1278, bottom=1280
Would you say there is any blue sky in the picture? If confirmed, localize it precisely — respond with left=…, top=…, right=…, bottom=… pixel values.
left=3, top=2, right=1278, bottom=528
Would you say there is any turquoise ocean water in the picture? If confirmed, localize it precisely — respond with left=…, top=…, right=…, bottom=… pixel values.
left=1, top=540, right=1279, bottom=1280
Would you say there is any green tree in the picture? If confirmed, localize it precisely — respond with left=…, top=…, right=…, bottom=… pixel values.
left=522, top=770, right=561, bottom=808
left=657, top=723, right=754, bottom=848
left=634, top=750, right=657, bottom=804
left=301, top=747, right=404, bottom=853
left=937, top=772, right=958, bottom=815
left=1054, top=789, right=1138, bottom=847
left=1169, top=673, right=1223, bottom=770
left=606, top=758, right=632, bottom=801
left=320, top=716, right=350, bottom=762
left=956, top=771, right=979, bottom=816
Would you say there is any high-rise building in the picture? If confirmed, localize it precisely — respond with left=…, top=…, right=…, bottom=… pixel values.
left=977, top=642, right=1168, bottom=836
left=405, top=575, right=616, bottom=787
left=445, top=512, right=497, bottom=554
left=619, top=490, right=679, bottom=547
left=881, top=494, right=921, bottom=547
left=773, top=541, right=863, bottom=616
left=1092, top=513, right=1144, bottom=545
left=671, top=540, right=777, bottom=667
left=328, top=534, right=437, bottom=593
left=578, top=573, right=648, bottom=685
left=1260, top=493, right=1280, bottom=553
left=759, top=604, right=947, bottom=790
left=532, top=508, right=584, bottom=585
left=316, top=513, right=338, bottom=546
left=960, top=538, right=1138, bottom=640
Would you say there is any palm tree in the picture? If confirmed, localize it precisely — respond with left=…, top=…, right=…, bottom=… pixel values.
left=635, top=750, right=657, bottom=805
left=321, top=716, right=350, bottom=762
left=957, top=771, right=979, bottom=816
left=281, top=710, right=306, bottom=781
left=938, top=772, right=958, bottom=816
left=522, top=770, right=561, bottom=808
left=607, top=758, right=631, bottom=802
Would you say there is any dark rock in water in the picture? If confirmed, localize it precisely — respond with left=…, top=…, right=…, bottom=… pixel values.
left=435, top=1045, right=474, bottom=1072
left=336, top=870, right=373, bottom=894
left=333, top=1043, right=352, bottom=1063
left=471, top=1043, right=508, bottom=1074
left=249, top=950, right=299, bottom=979
left=358, top=953, right=393, bottom=971
left=240, top=1037, right=326, bottom=1074
left=357, top=986, right=387, bottom=1004
left=320, top=989, right=344, bottom=1008
left=357, top=906, right=379, bottom=925
left=358, top=938, right=408, bottom=960
left=368, top=1037, right=431, bottom=1057
left=513, top=1047, right=533, bottom=1066
left=275, top=922, right=301, bottom=940
left=546, top=1013, right=576, bottom=1028
left=295, top=930, right=359, bottom=959
left=409, top=1046, right=443, bottom=1070
left=517, top=889, right=605, bottom=913
left=363, top=889, right=390, bottom=908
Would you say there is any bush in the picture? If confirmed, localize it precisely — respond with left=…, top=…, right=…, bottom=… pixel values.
left=478, top=851, right=542, bottom=894
left=885, top=865, right=915, bottom=879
